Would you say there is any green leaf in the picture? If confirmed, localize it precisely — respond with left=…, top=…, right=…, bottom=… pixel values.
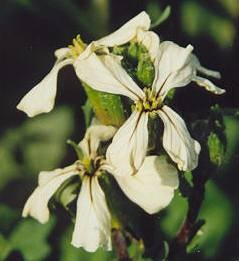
left=187, top=181, right=233, bottom=257
left=128, top=239, right=153, bottom=261
left=60, top=227, right=113, bottom=261
left=83, top=83, right=126, bottom=127
left=0, top=234, right=12, bottom=260
left=159, top=192, right=188, bottom=238
left=9, top=218, right=55, bottom=261
left=0, top=204, right=19, bottom=234
left=0, top=107, right=74, bottom=190
left=181, top=1, right=236, bottom=49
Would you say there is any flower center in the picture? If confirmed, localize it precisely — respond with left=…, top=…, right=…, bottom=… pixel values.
left=67, top=35, right=86, bottom=58
left=135, top=88, right=163, bottom=112
left=76, top=156, right=104, bottom=177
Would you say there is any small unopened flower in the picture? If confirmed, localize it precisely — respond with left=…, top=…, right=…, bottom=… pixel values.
left=22, top=123, right=178, bottom=251
left=75, top=30, right=225, bottom=173
left=17, top=12, right=151, bottom=117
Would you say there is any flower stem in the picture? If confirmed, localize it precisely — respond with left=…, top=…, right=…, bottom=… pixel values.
left=169, top=157, right=213, bottom=258
left=112, top=229, right=130, bottom=261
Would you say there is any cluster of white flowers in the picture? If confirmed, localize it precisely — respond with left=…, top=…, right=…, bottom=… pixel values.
left=18, top=12, right=225, bottom=252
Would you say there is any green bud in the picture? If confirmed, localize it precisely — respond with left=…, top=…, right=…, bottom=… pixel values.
left=112, top=45, right=127, bottom=56
left=136, top=53, right=155, bottom=87
left=207, top=132, right=225, bottom=166
left=165, top=88, right=176, bottom=102
left=128, top=42, right=138, bottom=60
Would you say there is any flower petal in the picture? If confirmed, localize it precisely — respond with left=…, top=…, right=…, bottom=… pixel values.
left=79, top=124, right=117, bottom=158
left=75, top=53, right=144, bottom=101
left=96, top=11, right=150, bottom=47
left=188, top=54, right=225, bottom=94
left=54, top=47, right=70, bottom=60
left=71, top=176, right=111, bottom=251
left=22, top=166, right=78, bottom=223
left=193, top=76, right=225, bottom=95
left=17, top=59, right=72, bottom=117
left=136, top=29, right=160, bottom=62
left=158, top=105, right=201, bottom=171
left=153, top=41, right=194, bottom=97
left=106, top=111, right=148, bottom=176
left=113, top=156, right=178, bottom=214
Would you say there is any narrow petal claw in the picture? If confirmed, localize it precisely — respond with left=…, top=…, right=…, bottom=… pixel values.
left=189, top=54, right=225, bottom=94
left=17, top=59, right=72, bottom=117
left=193, top=76, right=226, bottom=95
left=106, top=111, right=149, bottom=176
left=158, top=106, right=201, bottom=171
left=71, top=177, right=111, bottom=251
left=113, top=156, right=178, bottom=214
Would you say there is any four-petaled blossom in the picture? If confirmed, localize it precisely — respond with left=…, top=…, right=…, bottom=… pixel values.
left=75, top=29, right=225, bottom=173
left=22, top=123, right=179, bottom=251
left=16, top=11, right=151, bottom=117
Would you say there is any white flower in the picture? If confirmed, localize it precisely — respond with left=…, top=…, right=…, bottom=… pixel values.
left=22, top=123, right=179, bottom=251
left=16, top=12, right=151, bottom=117
left=22, top=124, right=116, bottom=252
left=75, top=33, right=226, bottom=173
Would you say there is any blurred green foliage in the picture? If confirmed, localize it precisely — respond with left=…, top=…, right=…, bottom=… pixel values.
left=0, top=0, right=238, bottom=260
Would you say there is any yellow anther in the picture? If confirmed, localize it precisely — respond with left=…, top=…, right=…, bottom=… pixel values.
left=68, top=35, right=86, bottom=58
left=134, top=87, right=163, bottom=112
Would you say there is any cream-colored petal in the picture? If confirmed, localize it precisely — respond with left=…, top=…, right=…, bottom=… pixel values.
left=192, top=55, right=221, bottom=79
left=193, top=76, right=225, bottom=95
left=153, top=41, right=194, bottom=97
left=17, top=59, right=72, bottom=117
left=158, top=106, right=201, bottom=171
left=190, top=54, right=225, bottom=94
left=75, top=53, right=144, bottom=101
left=136, top=29, right=160, bottom=62
left=106, top=111, right=148, bottom=176
left=79, top=124, right=117, bottom=158
left=22, top=167, right=78, bottom=224
left=113, top=156, right=178, bottom=214
left=54, top=47, right=70, bottom=60
left=38, top=164, right=77, bottom=186
left=71, top=177, right=111, bottom=252
left=96, top=11, right=150, bottom=47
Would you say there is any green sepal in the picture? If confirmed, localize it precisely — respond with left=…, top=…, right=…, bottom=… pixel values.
left=53, top=176, right=81, bottom=215
left=150, top=6, right=171, bottom=29
left=67, top=139, right=84, bottom=160
left=81, top=99, right=93, bottom=128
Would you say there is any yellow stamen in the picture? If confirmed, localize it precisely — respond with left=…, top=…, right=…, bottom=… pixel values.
left=134, top=88, right=163, bottom=113
left=68, top=34, right=86, bottom=58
